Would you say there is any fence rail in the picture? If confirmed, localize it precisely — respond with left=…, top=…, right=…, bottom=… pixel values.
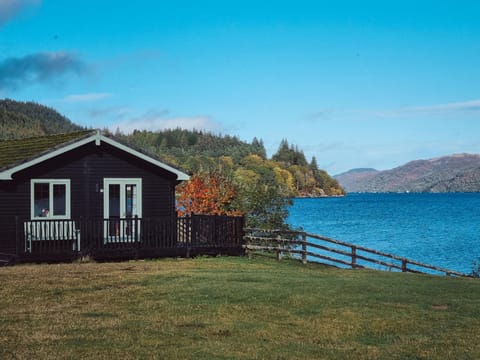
left=244, top=228, right=469, bottom=277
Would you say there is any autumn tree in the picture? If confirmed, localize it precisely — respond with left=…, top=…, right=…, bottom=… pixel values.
left=176, top=172, right=241, bottom=217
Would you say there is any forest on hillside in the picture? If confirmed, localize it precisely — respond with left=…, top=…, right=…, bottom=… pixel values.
left=117, top=130, right=344, bottom=229
left=0, top=99, right=344, bottom=229
left=0, top=99, right=82, bottom=138
left=116, top=130, right=344, bottom=198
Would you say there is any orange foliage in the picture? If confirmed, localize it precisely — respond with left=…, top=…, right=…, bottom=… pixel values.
left=176, top=173, right=242, bottom=217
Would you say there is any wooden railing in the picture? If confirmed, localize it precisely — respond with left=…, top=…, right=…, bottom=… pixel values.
left=23, top=219, right=80, bottom=254
left=78, top=217, right=174, bottom=251
left=18, top=215, right=245, bottom=259
left=184, top=215, right=245, bottom=247
left=244, top=229, right=470, bottom=277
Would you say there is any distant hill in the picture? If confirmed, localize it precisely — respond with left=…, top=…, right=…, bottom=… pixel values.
left=0, top=99, right=82, bottom=140
left=334, top=168, right=379, bottom=192
left=335, top=154, right=480, bottom=193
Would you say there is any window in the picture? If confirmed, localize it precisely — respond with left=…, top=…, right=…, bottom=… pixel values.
left=31, top=180, right=71, bottom=219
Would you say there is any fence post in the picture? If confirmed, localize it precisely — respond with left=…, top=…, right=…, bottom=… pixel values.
left=276, top=235, right=282, bottom=261
left=351, top=245, right=356, bottom=268
left=191, top=215, right=196, bottom=246
left=134, top=215, right=139, bottom=243
left=186, top=216, right=193, bottom=258
left=242, top=217, right=246, bottom=245
left=134, top=215, right=140, bottom=259
left=301, top=233, right=307, bottom=264
left=244, top=230, right=252, bottom=259
left=402, top=259, right=407, bottom=272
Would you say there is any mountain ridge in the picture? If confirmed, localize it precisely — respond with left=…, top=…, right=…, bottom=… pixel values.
left=335, top=153, right=480, bottom=193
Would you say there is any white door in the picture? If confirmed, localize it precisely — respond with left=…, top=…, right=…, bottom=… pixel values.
left=104, top=179, right=142, bottom=242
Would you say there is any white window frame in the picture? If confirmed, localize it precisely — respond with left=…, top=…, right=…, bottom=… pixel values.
left=103, top=178, right=143, bottom=219
left=31, top=179, right=71, bottom=220
left=103, top=178, right=142, bottom=242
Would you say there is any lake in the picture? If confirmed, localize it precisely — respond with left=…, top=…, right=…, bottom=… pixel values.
left=288, top=193, right=480, bottom=274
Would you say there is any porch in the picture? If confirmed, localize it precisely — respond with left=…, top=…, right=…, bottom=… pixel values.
left=15, top=215, right=245, bottom=263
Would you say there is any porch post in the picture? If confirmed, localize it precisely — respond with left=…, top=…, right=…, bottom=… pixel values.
left=135, top=215, right=140, bottom=259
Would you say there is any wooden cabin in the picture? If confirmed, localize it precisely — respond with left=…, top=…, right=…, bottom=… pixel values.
left=0, top=130, right=244, bottom=264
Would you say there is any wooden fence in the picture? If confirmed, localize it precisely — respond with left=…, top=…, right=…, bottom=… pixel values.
left=244, top=228, right=470, bottom=277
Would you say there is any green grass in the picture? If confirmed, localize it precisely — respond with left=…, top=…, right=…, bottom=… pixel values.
left=1, top=256, right=480, bottom=359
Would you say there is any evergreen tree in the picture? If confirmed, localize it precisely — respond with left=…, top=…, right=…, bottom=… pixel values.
left=310, top=156, right=319, bottom=171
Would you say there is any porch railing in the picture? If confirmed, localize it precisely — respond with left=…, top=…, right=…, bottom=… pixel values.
left=18, top=215, right=245, bottom=258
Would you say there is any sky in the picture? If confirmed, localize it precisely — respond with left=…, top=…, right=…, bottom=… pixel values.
left=1, top=0, right=480, bottom=175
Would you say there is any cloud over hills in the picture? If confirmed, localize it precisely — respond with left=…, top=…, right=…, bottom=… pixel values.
left=110, top=113, right=221, bottom=134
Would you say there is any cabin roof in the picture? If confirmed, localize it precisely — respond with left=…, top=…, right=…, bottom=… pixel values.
left=0, top=130, right=93, bottom=169
left=0, top=130, right=190, bottom=181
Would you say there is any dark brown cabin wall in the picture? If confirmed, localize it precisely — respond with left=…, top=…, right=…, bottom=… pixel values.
left=0, top=141, right=180, bottom=253
left=0, top=180, right=30, bottom=253
left=23, top=142, right=176, bottom=218
left=83, top=143, right=177, bottom=218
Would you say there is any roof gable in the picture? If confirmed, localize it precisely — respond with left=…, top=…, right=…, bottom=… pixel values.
left=0, top=130, right=190, bottom=181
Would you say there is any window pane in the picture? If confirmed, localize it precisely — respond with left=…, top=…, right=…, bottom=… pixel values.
left=34, top=183, right=50, bottom=217
left=125, top=184, right=136, bottom=217
left=53, top=184, right=66, bottom=216
left=109, top=184, right=120, bottom=217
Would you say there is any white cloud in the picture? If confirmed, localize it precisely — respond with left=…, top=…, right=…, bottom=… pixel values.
left=62, top=92, right=112, bottom=103
left=88, top=106, right=131, bottom=119
left=405, top=99, right=480, bottom=113
left=110, top=114, right=222, bottom=134
left=363, top=99, right=480, bottom=118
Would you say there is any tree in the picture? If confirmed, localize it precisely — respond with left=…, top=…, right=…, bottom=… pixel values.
left=233, top=182, right=292, bottom=230
left=310, top=156, right=319, bottom=172
left=233, top=160, right=293, bottom=230
left=272, top=139, right=308, bottom=166
left=176, top=172, right=241, bottom=217
left=252, top=137, right=267, bottom=158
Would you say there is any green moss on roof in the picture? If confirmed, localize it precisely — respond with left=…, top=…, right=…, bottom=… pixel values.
left=0, top=130, right=94, bottom=169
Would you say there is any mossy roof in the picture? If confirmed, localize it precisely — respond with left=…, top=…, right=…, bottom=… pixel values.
left=0, top=130, right=94, bottom=170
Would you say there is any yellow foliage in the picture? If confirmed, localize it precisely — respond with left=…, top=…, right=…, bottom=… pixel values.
left=219, top=156, right=234, bottom=168
left=241, top=154, right=264, bottom=167
left=273, top=167, right=296, bottom=196
left=234, top=168, right=260, bottom=187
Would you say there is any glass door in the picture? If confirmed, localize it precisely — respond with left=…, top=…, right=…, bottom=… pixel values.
left=104, top=179, right=142, bottom=242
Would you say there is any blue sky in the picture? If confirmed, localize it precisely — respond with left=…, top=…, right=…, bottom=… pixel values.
left=1, top=0, right=480, bottom=174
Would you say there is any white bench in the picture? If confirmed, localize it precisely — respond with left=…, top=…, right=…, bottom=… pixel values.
left=24, top=220, right=80, bottom=252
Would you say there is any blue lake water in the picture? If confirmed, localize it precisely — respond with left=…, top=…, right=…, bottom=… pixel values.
left=288, top=193, right=480, bottom=274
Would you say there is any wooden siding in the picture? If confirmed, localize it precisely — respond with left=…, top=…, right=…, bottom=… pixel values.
left=0, top=142, right=178, bottom=254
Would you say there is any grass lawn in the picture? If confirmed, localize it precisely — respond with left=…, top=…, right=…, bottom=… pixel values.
left=1, top=256, right=480, bottom=359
